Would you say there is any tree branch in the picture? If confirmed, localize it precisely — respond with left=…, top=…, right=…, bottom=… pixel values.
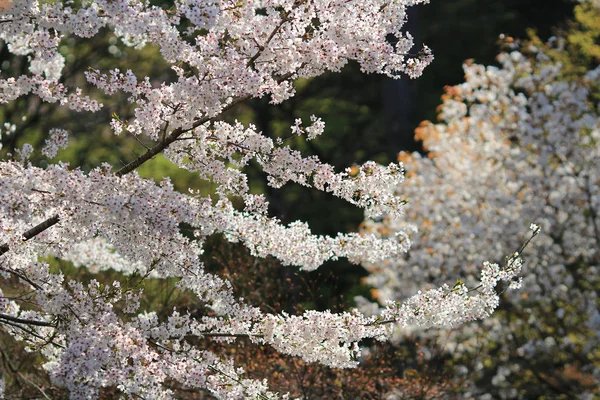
left=0, top=313, right=56, bottom=327
left=0, top=70, right=296, bottom=256
left=0, top=215, right=60, bottom=256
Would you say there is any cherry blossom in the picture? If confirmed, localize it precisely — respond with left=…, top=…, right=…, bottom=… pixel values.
left=362, top=36, right=600, bottom=397
left=0, top=0, right=530, bottom=397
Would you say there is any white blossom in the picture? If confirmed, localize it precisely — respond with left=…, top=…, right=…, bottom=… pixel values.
left=363, top=38, right=600, bottom=396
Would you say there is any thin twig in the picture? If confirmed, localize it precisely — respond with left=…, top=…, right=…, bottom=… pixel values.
left=17, top=372, right=53, bottom=400
left=0, top=319, right=64, bottom=348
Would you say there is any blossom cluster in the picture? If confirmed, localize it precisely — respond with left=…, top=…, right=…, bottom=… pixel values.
left=362, top=38, right=600, bottom=397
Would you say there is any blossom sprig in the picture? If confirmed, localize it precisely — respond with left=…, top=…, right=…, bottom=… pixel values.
left=166, top=120, right=408, bottom=220
left=2, top=0, right=433, bottom=137
left=0, top=161, right=408, bottom=272
left=290, top=115, right=325, bottom=140
left=41, top=128, right=69, bottom=159
left=377, top=228, right=538, bottom=330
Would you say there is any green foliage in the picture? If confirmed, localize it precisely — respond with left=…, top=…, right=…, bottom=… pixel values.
left=568, top=2, right=600, bottom=68
left=524, top=1, right=600, bottom=104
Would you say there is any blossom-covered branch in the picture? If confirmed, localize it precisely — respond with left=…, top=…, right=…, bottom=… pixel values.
left=0, top=0, right=536, bottom=397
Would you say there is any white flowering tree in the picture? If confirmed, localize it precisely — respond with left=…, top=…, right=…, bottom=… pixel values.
left=362, top=27, right=600, bottom=398
left=0, top=0, right=535, bottom=398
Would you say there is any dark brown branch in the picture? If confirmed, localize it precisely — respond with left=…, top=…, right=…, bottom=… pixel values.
left=247, top=12, right=291, bottom=69
left=114, top=94, right=250, bottom=177
left=0, top=266, right=43, bottom=290
left=0, top=313, right=55, bottom=327
left=0, top=319, right=65, bottom=349
left=0, top=215, right=60, bottom=256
